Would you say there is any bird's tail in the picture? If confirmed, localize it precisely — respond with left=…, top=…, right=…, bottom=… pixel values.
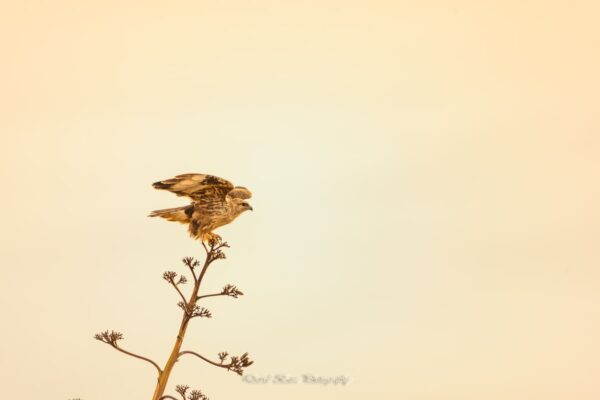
left=148, top=205, right=192, bottom=223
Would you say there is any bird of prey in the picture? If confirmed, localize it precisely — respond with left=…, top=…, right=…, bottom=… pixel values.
left=149, top=173, right=253, bottom=243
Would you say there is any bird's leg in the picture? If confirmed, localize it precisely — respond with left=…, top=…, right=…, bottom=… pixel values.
left=205, top=232, right=222, bottom=247
left=212, top=233, right=222, bottom=245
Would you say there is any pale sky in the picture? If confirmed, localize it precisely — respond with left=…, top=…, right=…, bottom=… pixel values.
left=1, top=1, right=599, bottom=399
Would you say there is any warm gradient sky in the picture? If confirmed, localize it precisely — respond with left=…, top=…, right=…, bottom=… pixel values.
left=1, top=1, right=599, bottom=399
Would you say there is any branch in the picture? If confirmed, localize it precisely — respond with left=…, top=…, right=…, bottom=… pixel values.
left=188, top=390, right=209, bottom=400
left=178, top=350, right=253, bottom=376
left=195, top=293, right=227, bottom=300
left=175, top=385, right=189, bottom=399
left=112, top=345, right=163, bottom=374
left=197, top=242, right=227, bottom=286
left=159, top=396, right=179, bottom=400
left=168, top=384, right=209, bottom=400
left=177, top=302, right=212, bottom=318
left=178, top=242, right=228, bottom=307
left=94, top=330, right=162, bottom=374
left=163, top=271, right=188, bottom=306
left=179, top=351, right=226, bottom=368
left=182, top=257, right=200, bottom=283
left=197, top=284, right=243, bottom=300
left=171, top=282, right=187, bottom=306
left=202, top=239, right=229, bottom=265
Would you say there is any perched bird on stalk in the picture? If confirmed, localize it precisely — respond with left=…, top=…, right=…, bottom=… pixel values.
left=149, top=173, right=252, bottom=243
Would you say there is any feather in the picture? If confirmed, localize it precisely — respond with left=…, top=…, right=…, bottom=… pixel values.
left=148, top=205, right=192, bottom=224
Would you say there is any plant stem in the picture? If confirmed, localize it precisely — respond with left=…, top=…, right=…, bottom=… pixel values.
left=151, top=249, right=214, bottom=400
left=112, top=345, right=162, bottom=374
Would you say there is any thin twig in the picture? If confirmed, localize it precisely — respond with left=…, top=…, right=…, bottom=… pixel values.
left=170, top=281, right=187, bottom=306
left=196, top=293, right=227, bottom=300
left=178, top=350, right=231, bottom=369
left=196, top=254, right=213, bottom=288
left=187, top=263, right=198, bottom=283
left=111, top=344, right=162, bottom=374
left=159, top=396, right=179, bottom=400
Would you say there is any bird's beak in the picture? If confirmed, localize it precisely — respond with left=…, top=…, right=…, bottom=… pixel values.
left=248, top=205, right=253, bottom=211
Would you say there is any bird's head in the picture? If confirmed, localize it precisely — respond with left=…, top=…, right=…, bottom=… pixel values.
left=232, top=198, right=253, bottom=214
left=227, top=186, right=253, bottom=216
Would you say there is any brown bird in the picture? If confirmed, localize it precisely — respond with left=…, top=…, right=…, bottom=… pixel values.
left=149, top=173, right=253, bottom=243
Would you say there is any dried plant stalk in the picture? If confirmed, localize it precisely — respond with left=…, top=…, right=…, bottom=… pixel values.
left=95, top=238, right=253, bottom=400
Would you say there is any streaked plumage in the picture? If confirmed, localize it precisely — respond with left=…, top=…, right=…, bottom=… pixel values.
left=149, top=173, right=252, bottom=243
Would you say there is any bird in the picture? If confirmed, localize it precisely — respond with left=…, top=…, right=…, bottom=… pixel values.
left=149, top=173, right=252, bottom=243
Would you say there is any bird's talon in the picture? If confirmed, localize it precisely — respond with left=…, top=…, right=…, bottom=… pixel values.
left=206, top=233, right=222, bottom=247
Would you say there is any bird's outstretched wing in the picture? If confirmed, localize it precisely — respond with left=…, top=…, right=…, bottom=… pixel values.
left=152, top=173, right=234, bottom=204
left=226, top=186, right=252, bottom=200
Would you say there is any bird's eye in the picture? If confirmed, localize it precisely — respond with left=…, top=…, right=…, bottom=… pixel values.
left=242, top=202, right=248, bottom=206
